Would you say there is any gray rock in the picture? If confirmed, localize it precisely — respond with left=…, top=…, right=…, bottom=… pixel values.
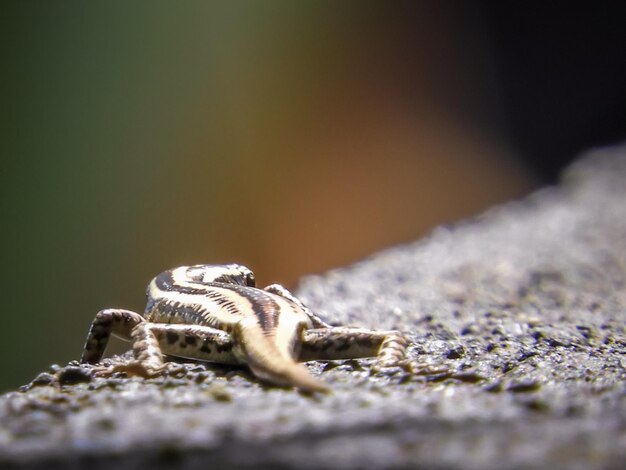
left=1, top=145, right=625, bottom=469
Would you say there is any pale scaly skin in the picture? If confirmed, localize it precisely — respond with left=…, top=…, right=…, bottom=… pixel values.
left=81, top=264, right=428, bottom=393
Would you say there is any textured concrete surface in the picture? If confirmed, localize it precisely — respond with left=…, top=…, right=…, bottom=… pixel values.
left=1, top=145, right=625, bottom=469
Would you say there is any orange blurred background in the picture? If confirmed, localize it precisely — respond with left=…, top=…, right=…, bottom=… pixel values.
left=4, top=2, right=624, bottom=391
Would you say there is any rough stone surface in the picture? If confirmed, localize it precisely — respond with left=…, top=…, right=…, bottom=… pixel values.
left=1, top=145, right=625, bottom=469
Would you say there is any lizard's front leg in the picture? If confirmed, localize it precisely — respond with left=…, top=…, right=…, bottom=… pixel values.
left=263, top=284, right=331, bottom=328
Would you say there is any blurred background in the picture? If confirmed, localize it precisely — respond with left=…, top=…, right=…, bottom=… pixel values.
left=2, top=1, right=625, bottom=392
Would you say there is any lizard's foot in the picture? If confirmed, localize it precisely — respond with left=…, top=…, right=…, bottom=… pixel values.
left=370, top=358, right=413, bottom=377
left=90, top=360, right=187, bottom=379
left=404, top=361, right=449, bottom=376
left=371, top=359, right=449, bottom=377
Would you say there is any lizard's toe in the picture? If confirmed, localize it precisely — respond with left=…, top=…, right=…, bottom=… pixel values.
left=370, top=362, right=407, bottom=377
left=404, top=361, right=450, bottom=376
left=371, top=360, right=450, bottom=377
left=90, top=361, right=162, bottom=378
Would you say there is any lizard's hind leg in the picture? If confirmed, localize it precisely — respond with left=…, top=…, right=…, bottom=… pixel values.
left=81, top=309, right=168, bottom=377
left=376, top=331, right=411, bottom=369
left=125, top=322, right=166, bottom=376
left=81, top=308, right=144, bottom=364
left=300, top=327, right=409, bottom=369
left=149, top=324, right=238, bottom=365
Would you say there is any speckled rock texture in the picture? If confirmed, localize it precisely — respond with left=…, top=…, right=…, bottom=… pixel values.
left=1, top=145, right=625, bottom=470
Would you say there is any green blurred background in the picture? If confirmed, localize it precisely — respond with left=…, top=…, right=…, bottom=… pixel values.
left=3, top=2, right=625, bottom=392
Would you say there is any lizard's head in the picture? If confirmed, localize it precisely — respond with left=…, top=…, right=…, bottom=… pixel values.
left=184, top=264, right=256, bottom=287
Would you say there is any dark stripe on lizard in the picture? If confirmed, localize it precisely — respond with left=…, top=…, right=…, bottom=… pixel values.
left=152, top=270, right=280, bottom=333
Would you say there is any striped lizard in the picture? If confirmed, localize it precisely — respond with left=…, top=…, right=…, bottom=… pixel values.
left=81, top=264, right=412, bottom=392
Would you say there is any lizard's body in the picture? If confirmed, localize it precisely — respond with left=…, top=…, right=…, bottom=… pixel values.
left=81, top=264, right=410, bottom=392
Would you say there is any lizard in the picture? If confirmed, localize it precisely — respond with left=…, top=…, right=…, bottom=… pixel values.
left=80, top=264, right=413, bottom=393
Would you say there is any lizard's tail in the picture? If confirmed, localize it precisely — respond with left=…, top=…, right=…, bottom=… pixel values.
left=249, top=358, right=329, bottom=393
left=244, top=338, right=329, bottom=393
